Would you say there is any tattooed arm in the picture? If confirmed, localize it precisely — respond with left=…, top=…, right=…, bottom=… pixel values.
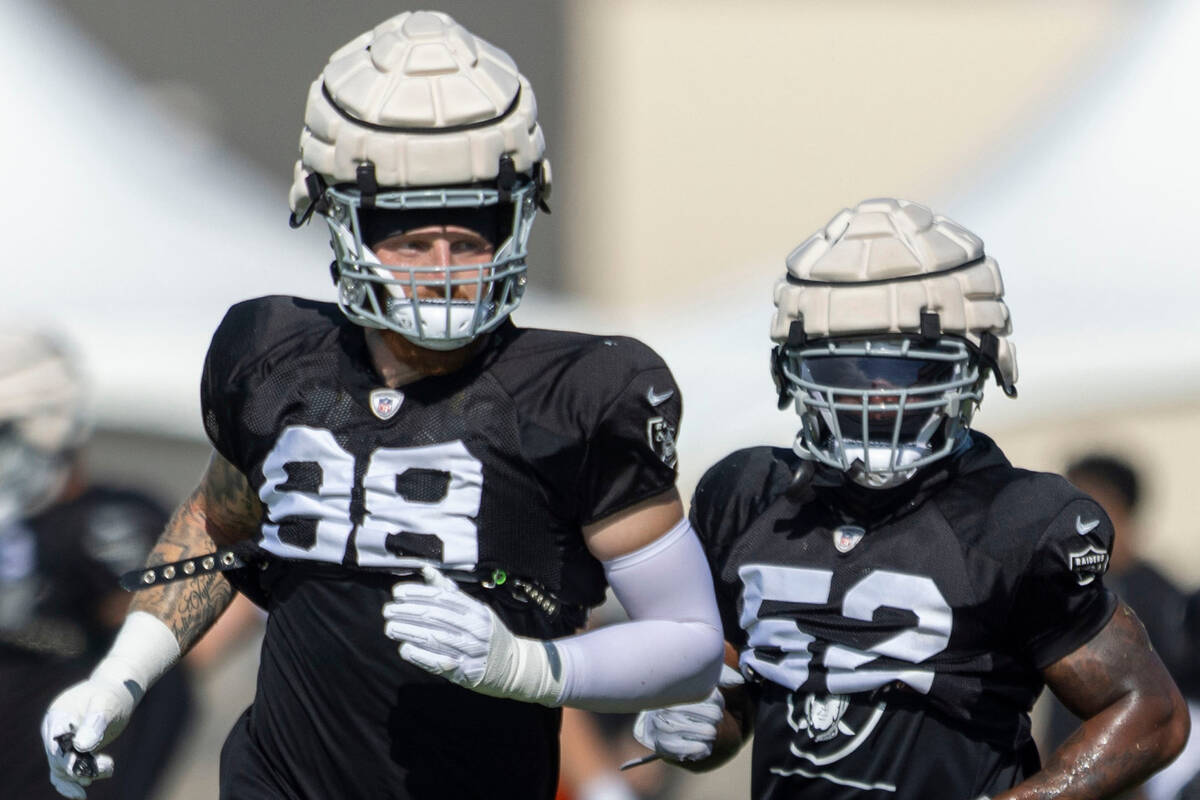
left=995, top=602, right=1189, bottom=800
left=129, top=451, right=263, bottom=649
left=42, top=452, right=263, bottom=795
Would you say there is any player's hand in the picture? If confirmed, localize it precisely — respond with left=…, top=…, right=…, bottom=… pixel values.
left=383, top=566, right=565, bottom=704
left=383, top=565, right=501, bottom=689
left=41, top=676, right=133, bottom=798
left=632, top=664, right=744, bottom=762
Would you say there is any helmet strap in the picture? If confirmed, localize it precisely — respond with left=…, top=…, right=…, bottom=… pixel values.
left=289, top=172, right=330, bottom=229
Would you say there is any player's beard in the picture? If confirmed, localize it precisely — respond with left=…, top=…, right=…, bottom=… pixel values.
left=370, top=328, right=485, bottom=384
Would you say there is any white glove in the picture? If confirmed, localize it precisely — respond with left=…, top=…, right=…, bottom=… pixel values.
left=41, top=674, right=130, bottom=798
left=383, top=566, right=565, bottom=705
left=632, top=664, right=744, bottom=762
left=40, top=612, right=180, bottom=799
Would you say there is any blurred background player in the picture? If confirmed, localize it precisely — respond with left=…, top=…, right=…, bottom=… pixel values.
left=558, top=707, right=672, bottom=800
left=40, top=11, right=721, bottom=800
left=556, top=599, right=680, bottom=800
left=1042, top=453, right=1200, bottom=800
left=631, top=198, right=1189, bottom=799
left=0, top=330, right=192, bottom=800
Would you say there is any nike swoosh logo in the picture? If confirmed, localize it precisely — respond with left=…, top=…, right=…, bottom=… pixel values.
left=646, top=387, right=674, bottom=407
left=1076, top=516, right=1100, bottom=536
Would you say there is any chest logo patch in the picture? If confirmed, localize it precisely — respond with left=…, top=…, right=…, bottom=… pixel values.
left=832, top=525, right=865, bottom=554
left=1069, top=544, right=1110, bottom=586
left=797, top=693, right=853, bottom=743
left=786, top=691, right=886, bottom=766
left=369, top=388, right=404, bottom=421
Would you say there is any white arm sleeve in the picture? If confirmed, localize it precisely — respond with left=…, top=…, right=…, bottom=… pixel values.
left=552, top=517, right=724, bottom=712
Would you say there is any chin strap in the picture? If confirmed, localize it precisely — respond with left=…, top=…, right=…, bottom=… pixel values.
left=288, top=172, right=330, bottom=229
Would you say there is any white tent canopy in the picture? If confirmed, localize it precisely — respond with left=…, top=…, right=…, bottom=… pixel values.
left=1, top=1, right=330, bottom=436
left=950, top=0, right=1200, bottom=426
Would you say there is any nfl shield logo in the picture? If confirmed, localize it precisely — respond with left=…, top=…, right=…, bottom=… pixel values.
left=832, top=525, right=866, bottom=554
left=369, top=388, right=404, bottom=421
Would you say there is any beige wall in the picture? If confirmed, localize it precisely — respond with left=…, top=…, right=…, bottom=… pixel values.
left=562, top=0, right=1133, bottom=308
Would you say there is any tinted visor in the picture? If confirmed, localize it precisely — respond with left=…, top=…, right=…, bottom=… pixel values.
left=802, top=356, right=958, bottom=392
left=800, top=356, right=958, bottom=440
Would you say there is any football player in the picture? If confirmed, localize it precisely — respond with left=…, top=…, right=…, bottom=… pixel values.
left=0, top=330, right=192, bottom=800
left=632, top=198, right=1189, bottom=799
left=40, top=12, right=722, bottom=800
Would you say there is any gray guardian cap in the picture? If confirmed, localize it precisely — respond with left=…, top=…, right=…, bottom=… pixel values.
left=289, top=11, right=551, bottom=351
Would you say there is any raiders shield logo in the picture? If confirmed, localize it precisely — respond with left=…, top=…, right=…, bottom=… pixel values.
left=796, top=693, right=852, bottom=743
left=369, top=388, right=404, bottom=421
left=785, top=691, right=886, bottom=766
left=646, top=416, right=678, bottom=468
left=1069, top=544, right=1110, bottom=586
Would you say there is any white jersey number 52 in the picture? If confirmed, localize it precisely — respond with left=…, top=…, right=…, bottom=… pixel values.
left=738, top=564, right=952, bottom=694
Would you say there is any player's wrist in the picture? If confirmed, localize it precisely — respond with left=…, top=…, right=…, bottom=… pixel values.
left=91, top=611, right=181, bottom=703
left=480, top=610, right=565, bottom=706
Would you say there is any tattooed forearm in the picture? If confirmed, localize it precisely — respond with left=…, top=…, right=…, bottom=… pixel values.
left=996, top=604, right=1189, bottom=800
left=129, top=452, right=263, bottom=651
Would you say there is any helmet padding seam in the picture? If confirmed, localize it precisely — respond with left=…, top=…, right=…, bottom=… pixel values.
left=320, top=81, right=523, bottom=135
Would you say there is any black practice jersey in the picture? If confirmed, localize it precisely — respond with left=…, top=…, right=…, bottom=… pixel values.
left=201, top=296, right=682, bottom=800
left=1, top=486, right=179, bottom=800
left=692, top=434, right=1117, bottom=800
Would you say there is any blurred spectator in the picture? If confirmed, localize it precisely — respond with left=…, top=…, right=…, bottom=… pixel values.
left=1042, top=452, right=1200, bottom=800
left=0, top=330, right=193, bottom=800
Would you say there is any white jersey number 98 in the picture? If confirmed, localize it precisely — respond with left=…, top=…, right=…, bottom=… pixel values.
left=258, top=425, right=483, bottom=570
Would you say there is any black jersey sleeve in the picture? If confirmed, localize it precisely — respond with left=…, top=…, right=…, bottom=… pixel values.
left=200, top=296, right=339, bottom=472
left=690, top=448, right=797, bottom=562
left=690, top=447, right=798, bottom=645
left=200, top=300, right=263, bottom=467
left=1009, top=494, right=1118, bottom=669
left=576, top=342, right=682, bottom=525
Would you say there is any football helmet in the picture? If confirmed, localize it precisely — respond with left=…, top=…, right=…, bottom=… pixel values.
left=770, top=198, right=1017, bottom=488
left=0, top=331, right=91, bottom=522
left=288, top=11, right=550, bottom=351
